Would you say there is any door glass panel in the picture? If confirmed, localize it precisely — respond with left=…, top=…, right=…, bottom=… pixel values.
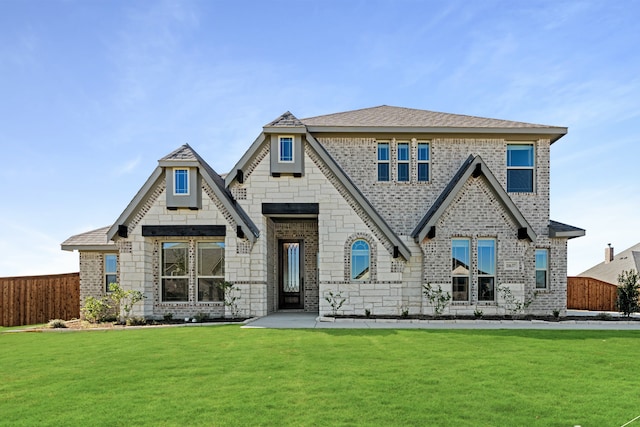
left=283, top=243, right=300, bottom=293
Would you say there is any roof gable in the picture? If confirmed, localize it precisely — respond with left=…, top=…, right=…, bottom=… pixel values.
left=578, top=242, right=640, bottom=285
left=107, top=144, right=258, bottom=242
left=411, top=155, right=536, bottom=243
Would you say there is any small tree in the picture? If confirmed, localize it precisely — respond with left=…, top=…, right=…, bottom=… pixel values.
left=497, top=285, right=538, bottom=317
left=422, top=283, right=451, bottom=317
left=217, top=281, right=241, bottom=318
left=617, top=270, right=639, bottom=318
left=325, top=290, right=346, bottom=316
left=108, top=283, right=145, bottom=324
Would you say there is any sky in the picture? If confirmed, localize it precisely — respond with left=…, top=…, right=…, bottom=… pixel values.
left=1, top=0, right=639, bottom=277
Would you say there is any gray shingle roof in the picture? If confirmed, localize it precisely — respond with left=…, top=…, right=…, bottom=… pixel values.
left=266, top=111, right=304, bottom=127
left=301, top=105, right=560, bottom=129
left=160, top=144, right=198, bottom=161
left=61, top=226, right=114, bottom=251
left=549, top=220, right=585, bottom=239
left=578, top=242, right=640, bottom=285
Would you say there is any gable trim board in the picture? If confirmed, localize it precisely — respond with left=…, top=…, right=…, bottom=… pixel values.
left=411, top=155, right=536, bottom=243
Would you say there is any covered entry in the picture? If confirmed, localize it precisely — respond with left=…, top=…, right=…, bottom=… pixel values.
left=264, top=203, right=319, bottom=313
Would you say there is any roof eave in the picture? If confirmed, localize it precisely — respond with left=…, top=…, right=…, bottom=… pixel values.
left=61, top=244, right=116, bottom=252
left=305, top=125, right=567, bottom=142
left=262, top=126, right=307, bottom=134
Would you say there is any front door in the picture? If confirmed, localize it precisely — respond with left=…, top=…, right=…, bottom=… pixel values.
left=279, top=239, right=304, bottom=309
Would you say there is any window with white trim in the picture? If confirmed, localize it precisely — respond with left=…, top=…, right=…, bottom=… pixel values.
left=278, top=136, right=294, bottom=163
left=351, top=240, right=370, bottom=280
left=197, top=242, right=225, bottom=302
left=174, top=168, right=189, bottom=195
left=451, top=238, right=470, bottom=301
left=507, top=144, right=534, bottom=192
left=377, top=143, right=390, bottom=181
left=105, top=254, right=117, bottom=293
left=417, top=142, right=430, bottom=182
left=477, top=239, right=496, bottom=301
left=535, top=249, right=548, bottom=289
left=397, top=142, right=409, bottom=182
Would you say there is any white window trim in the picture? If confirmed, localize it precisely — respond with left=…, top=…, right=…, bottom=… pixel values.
left=278, top=135, right=295, bottom=164
left=506, top=143, right=535, bottom=193
left=417, top=142, right=430, bottom=182
left=350, top=239, right=371, bottom=281
left=173, top=168, right=190, bottom=196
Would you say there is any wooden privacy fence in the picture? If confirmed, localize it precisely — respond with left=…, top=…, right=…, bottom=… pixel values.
left=567, top=276, right=617, bottom=312
left=0, top=273, right=79, bottom=327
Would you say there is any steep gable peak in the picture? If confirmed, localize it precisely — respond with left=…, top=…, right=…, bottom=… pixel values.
left=160, top=143, right=198, bottom=162
left=265, top=111, right=305, bottom=128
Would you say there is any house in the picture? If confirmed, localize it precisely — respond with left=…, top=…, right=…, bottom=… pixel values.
left=61, top=105, right=585, bottom=319
left=577, top=243, right=640, bottom=285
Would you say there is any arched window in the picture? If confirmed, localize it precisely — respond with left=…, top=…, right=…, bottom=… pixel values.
left=351, top=240, right=370, bottom=280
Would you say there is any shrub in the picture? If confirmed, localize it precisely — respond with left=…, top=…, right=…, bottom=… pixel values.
left=423, top=284, right=451, bottom=317
left=108, top=283, right=145, bottom=324
left=194, top=312, right=209, bottom=323
left=473, top=309, right=483, bottom=319
left=81, top=296, right=111, bottom=323
left=324, top=290, right=346, bottom=316
left=617, top=269, right=639, bottom=317
left=163, top=313, right=174, bottom=322
left=47, top=319, right=67, bottom=329
left=125, top=317, right=147, bottom=326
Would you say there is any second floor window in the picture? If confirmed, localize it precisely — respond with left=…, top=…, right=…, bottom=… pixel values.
left=377, top=143, right=390, bottom=181
left=279, top=136, right=294, bottom=163
left=397, top=143, right=409, bottom=182
left=417, top=143, right=430, bottom=182
left=507, top=144, right=534, bottom=192
left=174, top=169, right=189, bottom=195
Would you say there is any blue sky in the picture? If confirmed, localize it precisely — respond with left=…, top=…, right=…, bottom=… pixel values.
left=1, top=0, right=639, bottom=276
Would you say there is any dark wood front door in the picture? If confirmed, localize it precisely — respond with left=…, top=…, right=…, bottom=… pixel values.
left=279, top=239, right=304, bottom=309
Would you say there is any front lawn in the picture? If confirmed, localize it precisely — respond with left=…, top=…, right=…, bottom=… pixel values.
left=1, top=327, right=638, bottom=426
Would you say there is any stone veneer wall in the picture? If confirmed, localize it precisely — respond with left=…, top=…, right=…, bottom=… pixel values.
left=78, top=251, right=119, bottom=317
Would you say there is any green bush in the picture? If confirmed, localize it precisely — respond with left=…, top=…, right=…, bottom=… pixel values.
left=47, top=319, right=67, bottom=329
left=81, top=296, right=111, bottom=323
left=125, top=317, right=147, bottom=326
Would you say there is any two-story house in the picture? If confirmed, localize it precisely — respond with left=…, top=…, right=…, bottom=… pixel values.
left=62, top=105, right=584, bottom=319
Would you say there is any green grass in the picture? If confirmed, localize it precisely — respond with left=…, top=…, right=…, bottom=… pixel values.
left=1, top=327, right=639, bottom=426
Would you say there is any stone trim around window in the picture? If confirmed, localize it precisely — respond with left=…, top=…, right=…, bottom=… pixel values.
left=344, top=233, right=377, bottom=282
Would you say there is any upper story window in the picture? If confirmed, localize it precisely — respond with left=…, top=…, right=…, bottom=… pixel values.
left=105, top=254, right=117, bottom=293
left=174, top=168, right=189, bottom=195
left=507, top=144, right=534, bottom=192
left=351, top=240, right=370, bottom=280
left=377, top=143, right=390, bottom=181
left=535, top=249, right=549, bottom=289
left=451, top=238, right=470, bottom=302
left=417, top=143, right=430, bottom=182
left=397, top=143, right=409, bottom=182
left=477, top=239, right=496, bottom=301
left=278, top=136, right=294, bottom=163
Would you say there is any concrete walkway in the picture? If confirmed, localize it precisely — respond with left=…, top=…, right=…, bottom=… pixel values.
left=242, top=311, right=640, bottom=330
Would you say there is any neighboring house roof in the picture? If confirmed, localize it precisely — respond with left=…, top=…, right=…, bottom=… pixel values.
left=411, top=155, right=537, bottom=243
left=106, top=144, right=259, bottom=242
left=61, top=226, right=114, bottom=251
left=578, top=242, right=640, bottom=285
left=300, top=105, right=567, bottom=143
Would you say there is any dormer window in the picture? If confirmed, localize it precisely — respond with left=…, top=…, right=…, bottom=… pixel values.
left=174, top=168, right=189, bottom=195
left=278, top=136, right=294, bottom=163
